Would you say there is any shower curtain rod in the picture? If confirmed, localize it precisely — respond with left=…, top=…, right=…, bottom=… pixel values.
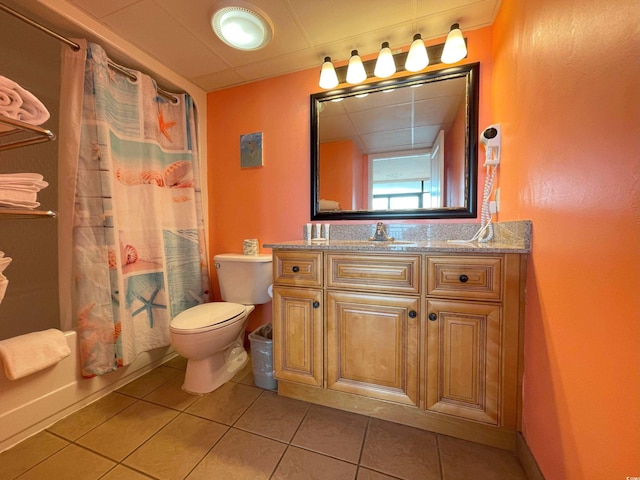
left=0, top=2, right=179, bottom=103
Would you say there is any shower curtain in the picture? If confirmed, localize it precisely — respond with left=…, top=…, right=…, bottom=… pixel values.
left=58, top=41, right=209, bottom=378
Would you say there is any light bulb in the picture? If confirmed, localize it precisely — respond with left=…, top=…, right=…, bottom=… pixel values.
left=441, top=23, right=467, bottom=64
left=374, top=42, right=396, bottom=78
left=405, top=34, right=429, bottom=72
left=346, top=50, right=367, bottom=84
left=319, top=57, right=339, bottom=89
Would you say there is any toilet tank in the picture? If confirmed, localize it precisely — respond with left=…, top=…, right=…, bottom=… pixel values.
left=214, top=253, right=273, bottom=305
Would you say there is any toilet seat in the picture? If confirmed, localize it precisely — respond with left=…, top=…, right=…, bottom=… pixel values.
left=170, top=302, right=247, bottom=334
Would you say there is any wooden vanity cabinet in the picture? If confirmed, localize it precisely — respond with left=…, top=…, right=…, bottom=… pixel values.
left=325, top=253, right=421, bottom=406
left=272, top=249, right=526, bottom=451
left=425, top=254, right=525, bottom=433
left=272, top=251, right=323, bottom=387
left=425, top=256, right=502, bottom=424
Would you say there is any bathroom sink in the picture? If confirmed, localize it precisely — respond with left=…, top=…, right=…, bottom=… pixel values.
left=329, top=240, right=418, bottom=247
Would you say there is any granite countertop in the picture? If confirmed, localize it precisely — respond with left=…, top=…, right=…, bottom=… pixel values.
left=264, top=220, right=532, bottom=254
left=264, top=239, right=528, bottom=254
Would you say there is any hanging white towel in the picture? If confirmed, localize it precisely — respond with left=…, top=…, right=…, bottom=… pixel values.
left=0, top=329, right=70, bottom=380
left=0, top=76, right=50, bottom=125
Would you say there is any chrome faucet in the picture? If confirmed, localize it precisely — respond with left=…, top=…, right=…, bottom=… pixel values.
left=370, top=222, right=394, bottom=242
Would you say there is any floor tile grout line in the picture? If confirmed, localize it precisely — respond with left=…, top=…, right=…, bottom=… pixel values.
left=229, top=386, right=268, bottom=428
left=285, top=398, right=313, bottom=446
left=267, top=402, right=319, bottom=480
left=355, top=415, right=371, bottom=466
left=435, top=434, right=444, bottom=480
left=5, top=434, right=70, bottom=480
left=115, top=409, right=186, bottom=474
left=169, top=422, right=231, bottom=480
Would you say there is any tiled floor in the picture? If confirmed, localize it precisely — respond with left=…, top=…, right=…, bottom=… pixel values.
left=0, top=356, right=528, bottom=479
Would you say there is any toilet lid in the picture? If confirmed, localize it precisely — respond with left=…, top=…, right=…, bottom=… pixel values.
left=170, top=302, right=246, bottom=332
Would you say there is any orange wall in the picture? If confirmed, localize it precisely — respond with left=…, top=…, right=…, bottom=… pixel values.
left=207, top=27, right=495, bottom=331
left=493, top=1, right=640, bottom=478
left=444, top=95, right=467, bottom=206
left=319, top=139, right=363, bottom=209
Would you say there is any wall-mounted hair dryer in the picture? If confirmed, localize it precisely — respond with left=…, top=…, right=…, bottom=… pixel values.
left=480, top=124, right=501, bottom=166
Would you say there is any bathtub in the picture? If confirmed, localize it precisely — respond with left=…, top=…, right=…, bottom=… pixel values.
left=0, top=330, right=177, bottom=452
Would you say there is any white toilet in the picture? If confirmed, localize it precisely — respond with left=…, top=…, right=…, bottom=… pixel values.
left=169, top=253, right=273, bottom=394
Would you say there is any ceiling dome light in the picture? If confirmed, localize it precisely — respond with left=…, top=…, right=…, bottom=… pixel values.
left=405, top=33, right=429, bottom=72
left=346, top=50, right=367, bottom=84
left=319, top=57, right=339, bottom=89
left=211, top=5, right=273, bottom=51
left=441, top=23, right=467, bottom=64
left=374, top=42, right=396, bottom=78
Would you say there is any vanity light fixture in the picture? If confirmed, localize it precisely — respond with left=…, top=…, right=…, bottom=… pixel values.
left=318, top=24, right=467, bottom=89
left=319, top=57, right=339, bottom=89
left=211, top=3, right=273, bottom=51
left=373, top=42, right=396, bottom=78
left=405, top=33, right=429, bottom=72
left=346, top=50, right=367, bottom=84
left=441, top=23, right=467, bottom=64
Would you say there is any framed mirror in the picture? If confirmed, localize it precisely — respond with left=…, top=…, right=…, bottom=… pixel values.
left=310, top=62, right=479, bottom=221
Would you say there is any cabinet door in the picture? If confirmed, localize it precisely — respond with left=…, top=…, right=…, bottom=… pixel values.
left=273, top=286, right=323, bottom=387
left=426, top=299, right=501, bottom=424
left=326, top=291, right=419, bottom=406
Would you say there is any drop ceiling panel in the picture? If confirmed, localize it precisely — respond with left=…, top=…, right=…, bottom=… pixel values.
left=68, top=0, right=137, bottom=19
left=291, top=0, right=415, bottom=46
left=100, top=0, right=228, bottom=78
left=155, top=0, right=311, bottom=67
left=233, top=48, right=320, bottom=81
left=414, top=1, right=499, bottom=37
left=11, top=0, right=501, bottom=92
left=414, top=97, right=462, bottom=126
left=319, top=115, right=358, bottom=142
left=350, top=104, right=417, bottom=135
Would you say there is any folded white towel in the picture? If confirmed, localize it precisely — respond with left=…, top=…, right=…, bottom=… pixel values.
left=0, top=173, right=49, bottom=189
left=0, top=173, right=45, bottom=182
left=0, top=276, right=7, bottom=303
left=0, top=76, right=50, bottom=126
left=0, top=329, right=71, bottom=380
left=319, top=198, right=341, bottom=211
left=0, top=199, right=40, bottom=209
left=0, top=252, right=9, bottom=303
left=0, top=189, right=38, bottom=203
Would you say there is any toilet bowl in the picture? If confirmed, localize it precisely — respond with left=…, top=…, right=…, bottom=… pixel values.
left=169, top=253, right=272, bottom=394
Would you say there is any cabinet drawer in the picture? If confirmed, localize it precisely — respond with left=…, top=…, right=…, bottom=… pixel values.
left=327, top=253, right=421, bottom=294
left=426, top=256, right=502, bottom=301
left=273, top=251, right=323, bottom=287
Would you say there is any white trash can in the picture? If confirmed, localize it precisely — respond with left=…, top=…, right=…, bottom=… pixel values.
left=248, top=323, right=277, bottom=390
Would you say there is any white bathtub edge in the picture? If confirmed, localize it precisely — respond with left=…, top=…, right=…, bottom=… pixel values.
left=0, top=330, right=178, bottom=452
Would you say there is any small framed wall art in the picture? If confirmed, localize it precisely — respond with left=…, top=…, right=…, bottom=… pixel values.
left=240, top=132, right=263, bottom=168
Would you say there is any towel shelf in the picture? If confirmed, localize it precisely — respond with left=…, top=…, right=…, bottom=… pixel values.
left=0, top=116, right=57, bottom=218
left=0, top=209, right=57, bottom=219
left=0, top=116, right=55, bottom=152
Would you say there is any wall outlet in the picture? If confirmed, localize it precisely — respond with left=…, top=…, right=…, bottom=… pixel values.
left=489, top=201, right=498, bottom=214
left=495, top=188, right=501, bottom=212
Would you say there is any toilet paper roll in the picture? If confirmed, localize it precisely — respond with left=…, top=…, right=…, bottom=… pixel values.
left=243, top=238, right=259, bottom=255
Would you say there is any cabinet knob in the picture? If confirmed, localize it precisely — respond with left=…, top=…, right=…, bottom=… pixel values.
left=292, top=266, right=300, bottom=273
left=459, top=274, right=469, bottom=283
left=313, top=301, right=320, bottom=308
left=428, top=313, right=437, bottom=321
left=409, top=310, right=417, bottom=318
